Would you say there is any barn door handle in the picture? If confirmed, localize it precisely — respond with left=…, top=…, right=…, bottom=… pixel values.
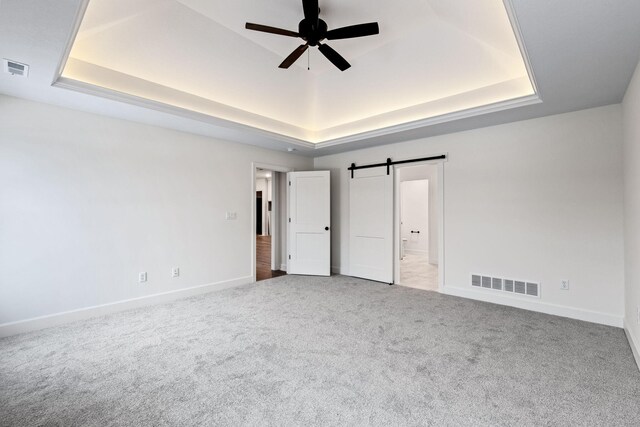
left=325, top=226, right=330, bottom=231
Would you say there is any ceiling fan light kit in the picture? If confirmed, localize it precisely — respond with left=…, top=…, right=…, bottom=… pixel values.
left=245, top=0, right=379, bottom=71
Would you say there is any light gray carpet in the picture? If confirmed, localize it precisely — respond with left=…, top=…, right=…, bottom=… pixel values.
left=1, top=275, right=639, bottom=426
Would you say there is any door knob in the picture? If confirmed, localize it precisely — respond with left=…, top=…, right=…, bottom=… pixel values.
left=325, top=226, right=330, bottom=231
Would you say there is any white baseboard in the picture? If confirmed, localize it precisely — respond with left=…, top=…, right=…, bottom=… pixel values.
left=0, top=275, right=253, bottom=338
left=441, top=286, right=623, bottom=328
left=625, top=326, right=640, bottom=372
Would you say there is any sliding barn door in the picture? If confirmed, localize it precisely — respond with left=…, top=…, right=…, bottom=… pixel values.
left=287, top=171, right=331, bottom=276
left=349, top=167, right=394, bottom=283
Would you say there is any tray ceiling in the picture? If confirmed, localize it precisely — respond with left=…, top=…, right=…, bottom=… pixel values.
left=59, top=0, right=536, bottom=145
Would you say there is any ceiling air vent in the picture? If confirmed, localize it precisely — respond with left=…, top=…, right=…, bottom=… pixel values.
left=3, top=59, right=29, bottom=77
left=471, top=274, right=540, bottom=298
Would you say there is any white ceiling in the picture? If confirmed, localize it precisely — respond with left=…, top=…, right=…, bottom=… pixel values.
left=61, top=0, right=534, bottom=143
left=1, top=0, right=639, bottom=156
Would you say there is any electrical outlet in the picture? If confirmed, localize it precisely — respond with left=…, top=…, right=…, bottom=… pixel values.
left=561, top=280, right=569, bottom=290
left=138, top=272, right=147, bottom=283
left=172, top=267, right=180, bottom=278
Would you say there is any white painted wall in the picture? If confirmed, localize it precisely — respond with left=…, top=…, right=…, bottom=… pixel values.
left=623, top=59, right=640, bottom=365
left=0, top=95, right=312, bottom=326
left=400, top=180, right=429, bottom=253
left=314, top=105, right=625, bottom=326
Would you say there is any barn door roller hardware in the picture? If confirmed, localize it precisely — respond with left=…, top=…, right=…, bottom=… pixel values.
left=347, top=154, right=447, bottom=178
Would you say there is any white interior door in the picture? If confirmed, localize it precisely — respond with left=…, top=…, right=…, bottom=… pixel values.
left=349, top=167, right=394, bottom=283
left=287, top=171, right=331, bottom=276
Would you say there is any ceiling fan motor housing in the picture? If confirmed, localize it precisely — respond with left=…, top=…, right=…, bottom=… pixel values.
left=299, top=19, right=328, bottom=46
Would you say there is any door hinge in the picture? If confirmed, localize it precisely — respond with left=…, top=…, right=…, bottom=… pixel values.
left=288, top=255, right=291, bottom=260
left=289, top=181, right=291, bottom=186
left=289, top=218, right=291, bottom=223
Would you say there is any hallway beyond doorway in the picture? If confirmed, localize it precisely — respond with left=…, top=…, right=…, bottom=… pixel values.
left=399, top=252, right=438, bottom=291
left=256, top=235, right=286, bottom=282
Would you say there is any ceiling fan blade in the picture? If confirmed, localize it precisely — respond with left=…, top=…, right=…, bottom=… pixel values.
left=318, top=43, right=351, bottom=71
left=279, top=44, right=309, bottom=69
left=326, top=22, right=379, bottom=40
left=245, top=22, right=299, bottom=38
left=302, top=0, right=319, bottom=27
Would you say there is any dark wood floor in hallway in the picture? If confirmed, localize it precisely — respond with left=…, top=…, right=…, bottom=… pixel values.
left=256, top=235, right=286, bottom=282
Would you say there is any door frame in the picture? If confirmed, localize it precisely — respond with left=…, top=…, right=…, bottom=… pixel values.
left=393, top=158, right=446, bottom=291
left=251, top=162, right=293, bottom=283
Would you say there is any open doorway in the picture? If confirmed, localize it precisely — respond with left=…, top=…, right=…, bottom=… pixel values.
left=255, top=168, right=287, bottom=282
left=395, top=163, right=440, bottom=291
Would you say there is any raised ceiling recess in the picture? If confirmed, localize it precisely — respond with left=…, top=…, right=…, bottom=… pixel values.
left=58, top=0, right=537, bottom=147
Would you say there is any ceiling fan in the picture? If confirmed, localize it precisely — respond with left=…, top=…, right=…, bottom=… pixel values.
left=245, top=0, right=379, bottom=71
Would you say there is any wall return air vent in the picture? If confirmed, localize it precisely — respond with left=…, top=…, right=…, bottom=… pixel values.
left=3, top=59, right=29, bottom=77
left=471, top=274, right=540, bottom=298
